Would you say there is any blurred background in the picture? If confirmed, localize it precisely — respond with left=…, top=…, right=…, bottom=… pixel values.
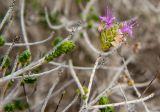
left=0, top=0, right=160, bottom=112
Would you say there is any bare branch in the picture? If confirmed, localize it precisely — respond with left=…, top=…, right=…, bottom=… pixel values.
left=5, top=32, right=54, bottom=47
left=85, top=56, right=101, bottom=104
left=69, top=60, right=85, bottom=95
left=20, top=0, right=30, bottom=51
left=41, top=77, right=59, bottom=112
left=88, top=93, right=154, bottom=110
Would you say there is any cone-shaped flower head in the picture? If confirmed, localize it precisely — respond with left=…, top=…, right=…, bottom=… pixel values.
left=98, top=5, right=137, bottom=51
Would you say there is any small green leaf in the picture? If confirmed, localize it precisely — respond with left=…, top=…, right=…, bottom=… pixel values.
left=99, top=96, right=109, bottom=105
left=76, top=0, right=90, bottom=4
left=79, top=32, right=84, bottom=38
left=0, top=35, right=5, bottom=47
left=81, top=95, right=87, bottom=100
left=7, top=80, right=14, bottom=88
left=83, top=86, right=88, bottom=94
left=4, top=100, right=29, bottom=112
left=4, top=102, right=15, bottom=112
left=52, top=37, right=63, bottom=46
left=76, top=86, right=88, bottom=96
left=87, top=20, right=93, bottom=29
left=14, top=100, right=29, bottom=110
left=98, top=96, right=114, bottom=112
left=76, top=88, right=80, bottom=95
left=23, top=76, right=37, bottom=84
left=18, top=50, right=31, bottom=64
left=49, top=12, right=61, bottom=25
left=76, top=86, right=88, bottom=100
left=0, top=56, right=11, bottom=69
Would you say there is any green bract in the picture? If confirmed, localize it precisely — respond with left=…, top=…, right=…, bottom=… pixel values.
left=100, top=23, right=120, bottom=51
left=98, top=96, right=114, bottom=112
left=45, top=41, right=75, bottom=62
left=18, top=50, right=31, bottom=64
left=52, top=37, right=63, bottom=46
left=0, top=35, right=5, bottom=46
left=0, top=56, right=11, bottom=69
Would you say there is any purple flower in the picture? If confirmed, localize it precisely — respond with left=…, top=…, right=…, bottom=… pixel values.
left=99, top=8, right=115, bottom=28
left=120, top=18, right=137, bottom=37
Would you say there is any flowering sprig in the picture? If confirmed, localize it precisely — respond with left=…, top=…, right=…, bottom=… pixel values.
left=99, top=7, right=137, bottom=51
left=45, top=41, right=75, bottom=62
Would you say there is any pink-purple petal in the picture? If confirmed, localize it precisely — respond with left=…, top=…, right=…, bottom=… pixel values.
left=99, top=7, right=116, bottom=28
left=99, top=16, right=107, bottom=22
left=120, top=19, right=137, bottom=37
